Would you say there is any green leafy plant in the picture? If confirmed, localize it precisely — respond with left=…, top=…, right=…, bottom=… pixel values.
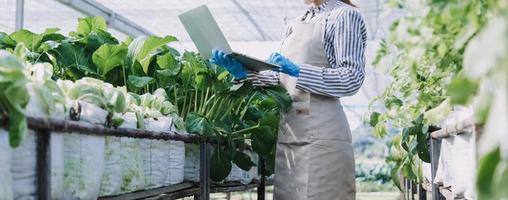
left=369, top=0, right=496, bottom=187
left=0, top=47, right=30, bottom=148
left=0, top=16, right=292, bottom=181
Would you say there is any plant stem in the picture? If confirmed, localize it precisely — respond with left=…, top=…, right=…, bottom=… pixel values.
left=230, top=124, right=260, bottom=137
left=206, top=96, right=222, bottom=119
left=194, top=89, right=198, bottom=113
left=239, top=92, right=257, bottom=120
left=122, top=64, right=128, bottom=90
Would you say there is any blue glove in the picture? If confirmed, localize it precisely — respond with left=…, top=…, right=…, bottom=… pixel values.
left=268, top=53, right=300, bottom=77
left=209, top=49, right=247, bottom=80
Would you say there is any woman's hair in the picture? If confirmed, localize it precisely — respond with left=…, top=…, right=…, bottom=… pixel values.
left=340, top=0, right=356, bottom=7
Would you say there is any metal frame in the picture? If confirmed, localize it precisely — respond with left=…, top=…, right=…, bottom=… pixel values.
left=56, top=0, right=154, bottom=37
left=1, top=115, right=268, bottom=200
left=230, top=0, right=269, bottom=40
left=15, top=0, right=24, bottom=30
left=430, top=138, right=445, bottom=200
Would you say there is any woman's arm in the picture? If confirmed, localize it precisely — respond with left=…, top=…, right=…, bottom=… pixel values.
left=244, top=23, right=298, bottom=87
left=296, top=8, right=367, bottom=98
left=246, top=71, right=280, bottom=87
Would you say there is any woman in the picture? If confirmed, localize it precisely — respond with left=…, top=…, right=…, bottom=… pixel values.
left=210, top=0, right=367, bottom=199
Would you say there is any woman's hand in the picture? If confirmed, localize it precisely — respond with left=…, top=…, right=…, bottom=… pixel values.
left=268, top=53, right=300, bottom=77
left=209, top=49, right=247, bottom=80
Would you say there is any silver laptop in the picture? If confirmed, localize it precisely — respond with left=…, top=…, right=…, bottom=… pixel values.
left=178, top=5, right=277, bottom=71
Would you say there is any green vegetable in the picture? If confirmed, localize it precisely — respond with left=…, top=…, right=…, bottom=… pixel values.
left=0, top=48, right=30, bottom=147
left=92, top=44, right=128, bottom=77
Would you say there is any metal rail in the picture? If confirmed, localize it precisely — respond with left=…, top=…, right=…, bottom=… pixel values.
left=56, top=0, right=154, bottom=37
left=1, top=115, right=268, bottom=200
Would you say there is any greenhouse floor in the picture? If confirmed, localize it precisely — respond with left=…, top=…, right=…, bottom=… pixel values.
left=181, top=184, right=402, bottom=200
left=180, top=192, right=401, bottom=200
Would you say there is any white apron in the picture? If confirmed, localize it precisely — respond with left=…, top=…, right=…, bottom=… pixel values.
left=273, top=3, right=356, bottom=200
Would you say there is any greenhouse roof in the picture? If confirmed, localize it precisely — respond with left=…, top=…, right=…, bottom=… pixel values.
left=0, top=0, right=402, bottom=42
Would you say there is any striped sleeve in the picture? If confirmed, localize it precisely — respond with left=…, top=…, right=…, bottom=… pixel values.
left=245, top=22, right=297, bottom=87
left=296, top=8, right=367, bottom=98
left=246, top=70, right=279, bottom=87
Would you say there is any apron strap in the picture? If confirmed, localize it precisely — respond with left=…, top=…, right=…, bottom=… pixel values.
left=300, top=0, right=338, bottom=21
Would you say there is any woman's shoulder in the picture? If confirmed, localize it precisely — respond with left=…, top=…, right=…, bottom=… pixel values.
left=330, top=3, right=364, bottom=22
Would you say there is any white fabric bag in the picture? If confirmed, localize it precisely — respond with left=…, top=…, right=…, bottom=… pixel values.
left=184, top=144, right=200, bottom=182
left=226, top=164, right=245, bottom=183
left=63, top=101, right=108, bottom=200
left=119, top=112, right=145, bottom=193
left=49, top=108, right=66, bottom=200
left=99, top=132, right=122, bottom=196
left=434, top=107, right=476, bottom=199
left=12, top=84, right=66, bottom=200
left=141, top=117, right=172, bottom=188
left=167, top=128, right=185, bottom=185
left=0, top=130, right=13, bottom=200
left=226, top=151, right=257, bottom=184
left=248, top=152, right=259, bottom=181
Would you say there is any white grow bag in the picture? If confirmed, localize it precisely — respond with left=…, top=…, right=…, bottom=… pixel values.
left=119, top=112, right=145, bottom=193
left=141, top=117, right=173, bottom=188
left=433, top=107, right=477, bottom=199
left=63, top=101, right=108, bottom=200
left=11, top=84, right=66, bottom=200
left=99, top=126, right=122, bottom=196
left=0, top=130, right=13, bottom=200
left=167, top=128, right=185, bottom=185
left=226, top=151, right=259, bottom=184
left=184, top=144, right=200, bottom=183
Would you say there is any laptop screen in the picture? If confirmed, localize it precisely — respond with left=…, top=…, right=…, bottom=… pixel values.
left=178, top=5, right=233, bottom=59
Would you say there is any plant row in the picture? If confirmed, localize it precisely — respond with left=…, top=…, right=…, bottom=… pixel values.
left=0, top=16, right=291, bottom=183
left=368, top=0, right=507, bottom=198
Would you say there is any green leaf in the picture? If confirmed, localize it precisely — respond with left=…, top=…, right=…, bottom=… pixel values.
left=85, top=30, right=119, bottom=51
left=477, top=147, right=501, bottom=198
left=104, top=86, right=127, bottom=113
left=369, top=112, right=381, bottom=127
left=373, top=123, right=388, bottom=137
left=128, top=75, right=154, bottom=88
left=72, top=16, right=107, bottom=36
left=384, top=96, right=403, bottom=109
left=210, top=146, right=232, bottom=182
left=0, top=32, right=16, bottom=49
left=251, top=126, right=276, bottom=156
left=0, top=50, right=30, bottom=148
left=233, top=151, right=255, bottom=171
left=258, top=86, right=291, bottom=112
left=135, top=111, right=145, bottom=129
left=156, top=53, right=181, bottom=74
left=416, top=130, right=430, bottom=163
left=92, top=44, right=127, bottom=76
left=135, top=36, right=177, bottom=74
left=492, top=160, right=508, bottom=199
left=447, top=76, right=478, bottom=105
left=263, top=152, right=276, bottom=176
left=185, top=112, right=213, bottom=136
left=50, top=41, right=92, bottom=80
left=10, top=28, right=60, bottom=50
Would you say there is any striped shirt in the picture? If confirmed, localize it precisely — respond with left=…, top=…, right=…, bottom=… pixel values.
left=247, top=0, right=367, bottom=98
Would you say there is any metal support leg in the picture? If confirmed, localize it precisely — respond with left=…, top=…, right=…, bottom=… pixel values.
left=411, top=181, right=415, bottom=200
left=418, top=183, right=427, bottom=200
left=430, top=138, right=445, bottom=200
left=198, top=143, right=210, bottom=200
left=403, top=178, right=407, bottom=200
left=36, top=130, right=51, bottom=200
left=257, top=157, right=265, bottom=200
left=15, top=0, right=24, bottom=30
